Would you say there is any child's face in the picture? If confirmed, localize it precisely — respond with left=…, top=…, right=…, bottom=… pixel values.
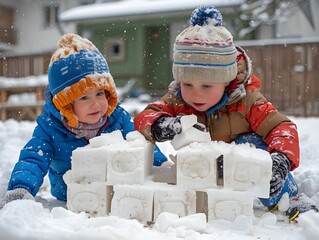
left=73, top=89, right=108, bottom=124
left=180, top=81, right=229, bottom=112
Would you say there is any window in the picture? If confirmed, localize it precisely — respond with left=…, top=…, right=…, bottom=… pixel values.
left=104, top=38, right=125, bottom=62
left=0, top=6, right=16, bottom=44
left=43, top=4, right=59, bottom=28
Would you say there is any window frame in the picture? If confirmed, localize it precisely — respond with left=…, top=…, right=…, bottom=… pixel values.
left=42, top=4, right=59, bottom=28
left=104, top=37, right=126, bottom=62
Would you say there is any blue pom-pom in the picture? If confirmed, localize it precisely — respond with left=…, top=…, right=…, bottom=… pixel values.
left=190, top=6, right=223, bottom=27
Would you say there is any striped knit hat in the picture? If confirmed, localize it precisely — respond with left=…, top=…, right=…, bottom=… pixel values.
left=173, top=6, right=238, bottom=83
left=48, top=33, right=118, bottom=127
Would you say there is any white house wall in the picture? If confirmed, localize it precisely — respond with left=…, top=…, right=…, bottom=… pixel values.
left=257, top=0, right=319, bottom=39
left=276, top=0, right=319, bottom=39
left=0, top=0, right=85, bottom=56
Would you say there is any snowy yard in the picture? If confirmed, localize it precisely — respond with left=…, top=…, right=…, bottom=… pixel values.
left=0, top=116, right=319, bottom=240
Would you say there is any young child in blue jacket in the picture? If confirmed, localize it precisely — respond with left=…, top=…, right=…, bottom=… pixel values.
left=1, top=33, right=166, bottom=205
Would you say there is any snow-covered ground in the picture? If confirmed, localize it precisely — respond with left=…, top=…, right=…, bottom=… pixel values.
left=0, top=114, right=319, bottom=240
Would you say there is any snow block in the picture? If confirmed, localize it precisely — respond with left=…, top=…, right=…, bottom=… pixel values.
left=223, top=143, right=272, bottom=198
left=66, top=182, right=113, bottom=217
left=153, top=186, right=196, bottom=221
left=71, top=146, right=108, bottom=183
left=106, top=144, right=153, bottom=185
left=171, top=115, right=211, bottom=150
left=207, top=189, right=254, bottom=222
left=111, top=184, right=154, bottom=223
left=176, top=145, right=223, bottom=189
left=175, top=141, right=272, bottom=198
left=89, top=130, right=125, bottom=148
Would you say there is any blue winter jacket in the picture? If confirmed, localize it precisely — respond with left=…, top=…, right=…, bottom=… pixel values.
left=7, top=89, right=166, bottom=201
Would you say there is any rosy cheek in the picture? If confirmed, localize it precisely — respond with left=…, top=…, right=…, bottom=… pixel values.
left=183, top=91, right=190, bottom=101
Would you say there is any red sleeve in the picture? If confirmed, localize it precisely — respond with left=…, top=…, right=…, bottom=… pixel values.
left=245, top=81, right=300, bottom=170
left=265, top=122, right=300, bottom=170
left=133, top=99, right=176, bottom=131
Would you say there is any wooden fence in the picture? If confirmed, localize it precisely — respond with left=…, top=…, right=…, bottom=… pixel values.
left=0, top=54, right=51, bottom=120
left=0, top=53, right=51, bottom=78
left=0, top=85, right=46, bottom=121
left=239, top=38, right=319, bottom=117
left=0, top=39, right=318, bottom=120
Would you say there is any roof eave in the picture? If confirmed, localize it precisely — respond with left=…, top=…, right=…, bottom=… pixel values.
left=59, top=0, right=243, bottom=23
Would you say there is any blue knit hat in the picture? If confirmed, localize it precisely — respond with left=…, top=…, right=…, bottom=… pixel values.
left=48, top=33, right=118, bottom=127
left=173, top=6, right=238, bottom=83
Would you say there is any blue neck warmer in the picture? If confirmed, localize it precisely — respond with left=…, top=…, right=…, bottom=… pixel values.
left=177, top=89, right=228, bottom=117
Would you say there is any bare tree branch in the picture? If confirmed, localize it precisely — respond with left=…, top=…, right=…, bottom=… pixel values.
left=239, top=0, right=313, bottom=37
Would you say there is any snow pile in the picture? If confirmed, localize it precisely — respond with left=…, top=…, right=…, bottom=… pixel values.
left=0, top=117, right=319, bottom=239
left=0, top=75, right=48, bottom=88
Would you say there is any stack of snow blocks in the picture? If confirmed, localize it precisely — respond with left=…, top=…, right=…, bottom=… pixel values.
left=63, top=130, right=154, bottom=219
left=64, top=115, right=272, bottom=224
left=171, top=115, right=272, bottom=222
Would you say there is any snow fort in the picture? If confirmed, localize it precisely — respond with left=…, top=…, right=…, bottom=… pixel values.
left=64, top=115, right=272, bottom=223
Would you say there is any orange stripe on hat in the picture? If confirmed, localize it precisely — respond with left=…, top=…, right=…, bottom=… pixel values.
left=53, top=73, right=118, bottom=127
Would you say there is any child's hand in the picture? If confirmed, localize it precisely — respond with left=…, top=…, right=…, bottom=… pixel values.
left=0, top=188, right=34, bottom=209
left=269, top=152, right=292, bottom=197
left=151, top=116, right=182, bottom=142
